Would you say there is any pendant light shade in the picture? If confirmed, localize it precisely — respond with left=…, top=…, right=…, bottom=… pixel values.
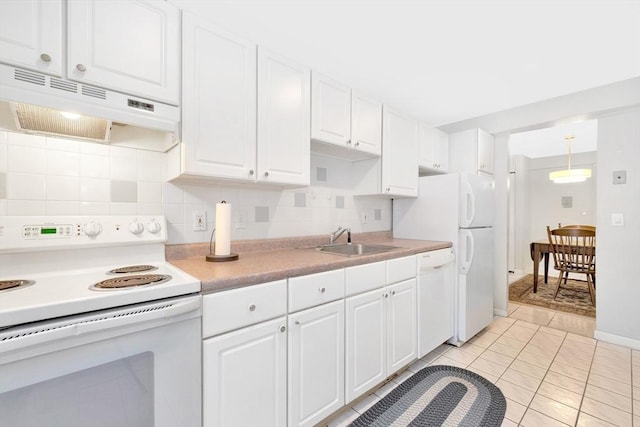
left=549, top=135, right=592, bottom=183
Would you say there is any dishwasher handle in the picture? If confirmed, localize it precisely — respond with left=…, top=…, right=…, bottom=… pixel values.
left=418, top=249, right=455, bottom=271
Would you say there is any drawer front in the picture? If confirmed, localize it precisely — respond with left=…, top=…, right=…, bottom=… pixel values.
left=345, top=261, right=386, bottom=296
left=386, top=255, right=417, bottom=284
left=202, top=279, right=287, bottom=338
left=289, top=269, right=345, bottom=312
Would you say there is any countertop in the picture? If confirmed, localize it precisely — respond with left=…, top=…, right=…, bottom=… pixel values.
left=168, top=237, right=452, bottom=294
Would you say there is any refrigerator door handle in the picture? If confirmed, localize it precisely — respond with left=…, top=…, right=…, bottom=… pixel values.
left=460, top=229, right=474, bottom=273
left=462, top=180, right=475, bottom=227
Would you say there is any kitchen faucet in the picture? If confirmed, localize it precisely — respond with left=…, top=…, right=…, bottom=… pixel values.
left=329, top=226, right=351, bottom=244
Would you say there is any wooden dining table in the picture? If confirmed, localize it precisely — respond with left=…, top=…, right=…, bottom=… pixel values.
left=530, top=240, right=552, bottom=293
left=529, top=240, right=596, bottom=293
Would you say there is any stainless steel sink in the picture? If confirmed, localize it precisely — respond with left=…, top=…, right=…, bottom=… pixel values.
left=311, top=243, right=399, bottom=257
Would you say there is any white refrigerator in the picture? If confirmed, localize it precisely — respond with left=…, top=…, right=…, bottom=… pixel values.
left=393, top=173, right=494, bottom=344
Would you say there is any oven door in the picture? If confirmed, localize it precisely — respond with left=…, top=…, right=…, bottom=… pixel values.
left=0, top=295, right=202, bottom=427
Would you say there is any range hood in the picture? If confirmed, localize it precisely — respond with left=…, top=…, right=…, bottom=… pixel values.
left=0, top=63, right=180, bottom=151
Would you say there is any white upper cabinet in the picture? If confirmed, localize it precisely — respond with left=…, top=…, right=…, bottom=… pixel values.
left=419, top=122, right=449, bottom=174
left=67, top=0, right=180, bottom=105
left=179, top=13, right=257, bottom=181
left=449, top=128, right=494, bottom=175
left=0, top=0, right=63, bottom=76
left=0, top=0, right=179, bottom=104
left=351, top=91, right=383, bottom=156
left=311, top=73, right=351, bottom=146
left=381, top=106, right=419, bottom=197
left=257, top=47, right=310, bottom=186
left=311, top=73, right=382, bottom=160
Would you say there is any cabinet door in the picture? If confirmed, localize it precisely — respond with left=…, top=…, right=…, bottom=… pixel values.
left=0, top=0, right=62, bottom=76
left=311, top=72, right=351, bottom=146
left=257, top=47, right=310, bottom=186
left=181, top=13, right=257, bottom=180
left=288, top=300, right=344, bottom=427
left=351, top=91, right=382, bottom=156
left=345, top=289, right=386, bottom=403
left=382, top=107, right=419, bottom=197
left=387, top=278, right=417, bottom=374
left=477, top=128, right=494, bottom=174
left=203, top=317, right=287, bottom=427
left=435, top=128, right=450, bottom=172
left=67, top=0, right=180, bottom=104
left=418, top=122, right=437, bottom=169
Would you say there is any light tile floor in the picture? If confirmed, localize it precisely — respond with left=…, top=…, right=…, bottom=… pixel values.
left=325, top=306, right=639, bottom=427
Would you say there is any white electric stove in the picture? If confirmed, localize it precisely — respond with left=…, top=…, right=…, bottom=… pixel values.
left=0, top=216, right=202, bottom=427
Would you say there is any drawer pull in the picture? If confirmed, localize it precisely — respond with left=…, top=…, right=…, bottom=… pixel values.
left=40, top=53, right=51, bottom=62
left=76, top=63, right=86, bottom=72
left=384, top=293, right=388, bottom=298
left=280, top=325, right=286, bottom=333
left=295, top=320, right=300, bottom=325
left=248, top=304, right=256, bottom=311
left=319, top=287, right=326, bottom=293
left=392, top=290, right=396, bottom=295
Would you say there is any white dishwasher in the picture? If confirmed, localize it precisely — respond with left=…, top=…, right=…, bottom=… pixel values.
left=417, top=248, right=456, bottom=358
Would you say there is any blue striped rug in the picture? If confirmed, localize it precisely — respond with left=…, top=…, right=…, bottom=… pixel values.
left=349, top=365, right=506, bottom=427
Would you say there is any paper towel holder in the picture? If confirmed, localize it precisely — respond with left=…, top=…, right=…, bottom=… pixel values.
left=205, top=227, right=239, bottom=262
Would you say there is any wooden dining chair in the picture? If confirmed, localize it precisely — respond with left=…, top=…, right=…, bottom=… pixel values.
left=546, top=226, right=596, bottom=305
left=557, top=223, right=596, bottom=232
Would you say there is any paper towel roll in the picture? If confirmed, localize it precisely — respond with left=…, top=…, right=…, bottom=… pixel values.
left=214, top=201, right=231, bottom=256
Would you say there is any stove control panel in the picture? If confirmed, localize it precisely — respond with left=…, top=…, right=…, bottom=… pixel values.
left=0, top=216, right=167, bottom=252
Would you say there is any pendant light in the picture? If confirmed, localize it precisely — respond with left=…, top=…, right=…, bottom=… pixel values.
left=549, top=135, right=592, bottom=183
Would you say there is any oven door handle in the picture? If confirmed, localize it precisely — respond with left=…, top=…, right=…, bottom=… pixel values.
left=76, top=296, right=201, bottom=335
left=1, top=297, right=201, bottom=354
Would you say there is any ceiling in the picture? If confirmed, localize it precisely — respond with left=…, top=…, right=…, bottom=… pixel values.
left=509, top=119, right=598, bottom=158
left=170, top=0, right=640, bottom=127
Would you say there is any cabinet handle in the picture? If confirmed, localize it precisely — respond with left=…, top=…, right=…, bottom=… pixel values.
left=40, top=53, right=51, bottom=63
left=249, top=169, right=254, bottom=175
left=392, top=290, right=396, bottom=295
left=319, top=287, right=326, bottom=293
left=295, top=320, right=300, bottom=325
left=346, top=139, right=351, bottom=145
left=264, top=171, right=269, bottom=177
left=384, top=293, right=388, bottom=298
left=280, top=325, right=286, bottom=333
left=355, top=141, right=360, bottom=147
left=76, top=64, right=87, bottom=72
left=386, top=187, right=391, bottom=192
left=248, top=304, right=256, bottom=311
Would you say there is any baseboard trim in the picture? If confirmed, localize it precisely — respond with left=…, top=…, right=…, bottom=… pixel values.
left=494, top=308, right=507, bottom=317
left=594, top=329, right=640, bottom=350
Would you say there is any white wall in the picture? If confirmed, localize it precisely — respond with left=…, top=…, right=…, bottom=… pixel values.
left=594, top=108, right=640, bottom=347
left=0, top=130, right=391, bottom=244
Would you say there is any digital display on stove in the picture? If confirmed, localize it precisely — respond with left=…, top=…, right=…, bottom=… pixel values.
left=40, top=228, right=57, bottom=235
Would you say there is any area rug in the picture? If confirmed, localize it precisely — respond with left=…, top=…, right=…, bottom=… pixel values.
left=509, top=274, right=595, bottom=317
left=349, top=365, right=505, bottom=427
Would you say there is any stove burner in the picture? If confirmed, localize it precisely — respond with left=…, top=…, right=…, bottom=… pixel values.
left=0, top=279, right=35, bottom=291
left=91, top=274, right=172, bottom=290
left=107, top=265, right=158, bottom=274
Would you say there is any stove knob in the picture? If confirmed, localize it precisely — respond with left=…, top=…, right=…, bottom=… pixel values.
left=83, top=222, right=102, bottom=238
left=129, top=221, right=144, bottom=235
left=147, top=220, right=162, bottom=234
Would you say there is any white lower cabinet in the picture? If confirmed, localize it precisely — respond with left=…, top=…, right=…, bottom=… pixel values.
left=345, top=288, right=386, bottom=403
left=288, top=299, right=345, bottom=427
left=387, top=278, right=418, bottom=373
left=202, top=317, right=287, bottom=427
left=345, top=278, right=417, bottom=404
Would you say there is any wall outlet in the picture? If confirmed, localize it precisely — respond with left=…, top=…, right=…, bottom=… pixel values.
left=192, top=211, right=207, bottom=231
left=361, top=210, right=369, bottom=224
left=236, top=208, right=248, bottom=229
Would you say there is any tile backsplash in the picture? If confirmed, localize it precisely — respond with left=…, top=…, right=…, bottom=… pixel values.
left=0, top=130, right=391, bottom=244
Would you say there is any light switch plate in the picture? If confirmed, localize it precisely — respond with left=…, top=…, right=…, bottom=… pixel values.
left=611, top=213, right=624, bottom=226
